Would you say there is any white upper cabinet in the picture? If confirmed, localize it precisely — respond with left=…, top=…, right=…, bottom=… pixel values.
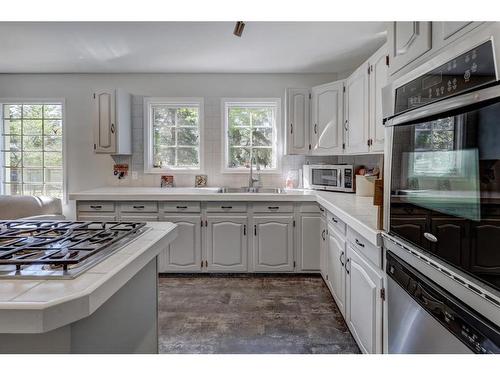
left=311, top=81, right=344, bottom=155
left=368, top=44, right=389, bottom=153
left=206, top=216, right=248, bottom=272
left=286, top=88, right=310, bottom=155
left=345, top=64, right=369, bottom=154
left=345, top=244, right=383, bottom=354
left=388, top=22, right=432, bottom=76
left=253, top=216, right=294, bottom=272
left=92, top=89, right=131, bottom=154
left=433, top=22, right=483, bottom=50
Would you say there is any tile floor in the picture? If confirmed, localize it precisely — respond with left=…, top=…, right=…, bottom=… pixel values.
left=158, top=274, right=360, bottom=354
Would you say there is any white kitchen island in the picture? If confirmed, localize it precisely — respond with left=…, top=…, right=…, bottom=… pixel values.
left=0, top=222, right=177, bottom=354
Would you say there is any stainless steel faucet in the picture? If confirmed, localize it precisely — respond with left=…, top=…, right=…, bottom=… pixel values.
left=248, top=156, right=260, bottom=188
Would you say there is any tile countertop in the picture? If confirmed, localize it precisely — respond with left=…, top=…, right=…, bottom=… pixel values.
left=0, top=222, right=177, bottom=334
left=69, top=187, right=381, bottom=245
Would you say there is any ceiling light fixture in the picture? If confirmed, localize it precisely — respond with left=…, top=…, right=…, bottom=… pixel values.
left=233, top=21, right=245, bottom=37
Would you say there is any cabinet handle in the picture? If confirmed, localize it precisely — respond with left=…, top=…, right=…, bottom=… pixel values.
left=254, top=225, right=257, bottom=236
left=355, top=239, right=365, bottom=248
left=268, top=206, right=279, bottom=210
left=340, top=251, right=345, bottom=267
left=314, top=124, right=318, bottom=134
left=205, top=260, right=208, bottom=268
left=221, top=206, right=233, bottom=209
left=321, top=229, right=326, bottom=241
left=346, top=258, right=351, bottom=274
left=90, top=205, right=102, bottom=209
left=319, top=207, right=324, bottom=212
left=344, top=120, right=348, bottom=131
left=133, top=205, right=145, bottom=209
left=110, top=123, right=115, bottom=134
left=290, top=123, right=293, bottom=134
left=201, top=260, right=204, bottom=268
left=176, top=206, right=188, bottom=209
left=243, top=225, right=247, bottom=236
left=331, top=217, right=338, bottom=223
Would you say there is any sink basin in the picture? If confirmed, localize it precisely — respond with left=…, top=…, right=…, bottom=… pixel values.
left=218, top=187, right=286, bottom=194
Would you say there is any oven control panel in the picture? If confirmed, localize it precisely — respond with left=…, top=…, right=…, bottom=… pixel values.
left=394, top=40, right=496, bottom=116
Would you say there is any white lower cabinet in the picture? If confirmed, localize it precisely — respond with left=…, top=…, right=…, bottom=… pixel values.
left=158, top=215, right=202, bottom=272
left=319, top=215, right=328, bottom=279
left=327, top=226, right=346, bottom=317
left=298, top=214, right=321, bottom=271
left=253, top=216, right=294, bottom=272
left=345, top=244, right=383, bottom=354
left=206, top=216, right=248, bottom=272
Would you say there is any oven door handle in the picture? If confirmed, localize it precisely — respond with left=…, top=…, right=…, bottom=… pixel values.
left=385, top=84, right=500, bottom=127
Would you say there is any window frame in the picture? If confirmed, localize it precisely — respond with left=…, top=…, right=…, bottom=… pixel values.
left=144, top=97, right=204, bottom=174
left=0, top=98, right=67, bottom=202
left=221, top=98, right=282, bottom=174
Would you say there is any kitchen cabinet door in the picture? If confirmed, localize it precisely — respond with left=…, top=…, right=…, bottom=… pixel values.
left=368, top=44, right=388, bottom=153
left=298, top=214, right=321, bottom=271
left=206, top=216, right=248, bottom=272
left=345, top=64, right=369, bottom=154
left=328, top=228, right=346, bottom=317
left=93, top=89, right=116, bottom=154
left=345, top=245, right=383, bottom=354
left=311, top=81, right=344, bottom=155
left=158, top=215, right=202, bottom=272
left=286, top=88, right=310, bottom=155
left=253, top=216, right=294, bottom=272
left=388, top=21, right=432, bottom=76
left=433, top=22, right=483, bottom=50
left=320, top=215, right=328, bottom=280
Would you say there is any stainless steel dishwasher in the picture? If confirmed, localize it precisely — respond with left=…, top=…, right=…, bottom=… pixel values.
left=386, top=252, right=500, bottom=354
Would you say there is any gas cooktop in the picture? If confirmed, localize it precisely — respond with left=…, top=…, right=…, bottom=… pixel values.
left=0, top=220, right=147, bottom=279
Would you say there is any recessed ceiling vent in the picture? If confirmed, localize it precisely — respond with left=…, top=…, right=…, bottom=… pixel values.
left=233, top=21, right=245, bottom=37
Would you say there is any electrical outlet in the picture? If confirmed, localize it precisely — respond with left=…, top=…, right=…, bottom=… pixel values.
left=132, top=171, right=138, bottom=180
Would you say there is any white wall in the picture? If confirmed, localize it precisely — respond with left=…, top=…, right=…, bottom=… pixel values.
left=0, top=73, right=337, bottom=218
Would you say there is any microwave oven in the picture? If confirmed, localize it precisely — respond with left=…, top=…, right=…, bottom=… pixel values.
left=303, top=164, right=355, bottom=192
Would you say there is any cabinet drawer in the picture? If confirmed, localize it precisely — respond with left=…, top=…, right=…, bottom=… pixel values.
left=327, top=211, right=346, bottom=236
left=78, top=214, right=117, bottom=222
left=206, top=202, right=247, bottom=213
left=120, top=202, right=158, bottom=213
left=119, top=215, right=159, bottom=222
left=300, top=203, right=321, bottom=213
left=161, top=201, right=201, bottom=213
left=253, top=202, right=293, bottom=213
left=347, top=228, right=382, bottom=268
left=78, top=202, right=115, bottom=212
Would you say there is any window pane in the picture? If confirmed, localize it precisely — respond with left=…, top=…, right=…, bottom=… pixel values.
left=252, top=128, right=273, bottom=146
left=153, top=146, right=175, bottom=168
left=4, top=168, right=21, bottom=183
left=3, top=135, right=21, bottom=151
left=23, top=152, right=43, bottom=167
left=154, top=127, right=175, bottom=146
left=44, top=120, right=62, bottom=135
left=3, top=183, right=22, bottom=195
left=43, top=104, right=62, bottom=119
left=3, top=152, right=22, bottom=167
left=44, top=152, right=62, bottom=167
left=44, top=136, right=62, bottom=151
left=3, top=119, right=22, bottom=134
left=177, top=128, right=199, bottom=146
left=228, top=108, right=250, bottom=127
left=153, top=107, right=175, bottom=126
left=45, top=168, right=62, bottom=183
left=23, top=168, right=43, bottom=183
left=228, top=147, right=251, bottom=168
left=23, top=105, right=43, bottom=118
left=415, top=130, right=431, bottom=149
left=23, top=136, right=43, bottom=151
left=177, top=147, right=199, bottom=167
left=23, top=184, right=44, bottom=196
left=177, top=108, right=198, bottom=126
left=44, top=184, right=62, bottom=197
left=23, top=120, right=43, bottom=135
left=251, top=108, right=273, bottom=127
left=228, top=127, right=251, bottom=146
left=254, top=148, right=274, bottom=169
left=3, top=104, right=22, bottom=119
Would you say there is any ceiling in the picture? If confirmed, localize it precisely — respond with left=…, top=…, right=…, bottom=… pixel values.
left=0, top=22, right=387, bottom=74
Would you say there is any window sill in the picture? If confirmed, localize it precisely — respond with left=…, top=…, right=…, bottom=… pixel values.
left=221, top=168, right=282, bottom=175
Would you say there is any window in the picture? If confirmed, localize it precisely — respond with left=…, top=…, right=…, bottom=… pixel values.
left=144, top=98, right=203, bottom=172
left=223, top=99, right=280, bottom=172
left=1, top=102, right=64, bottom=198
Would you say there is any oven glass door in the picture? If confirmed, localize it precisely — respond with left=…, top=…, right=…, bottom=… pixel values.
left=390, top=98, right=500, bottom=291
left=312, top=168, right=339, bottom=187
